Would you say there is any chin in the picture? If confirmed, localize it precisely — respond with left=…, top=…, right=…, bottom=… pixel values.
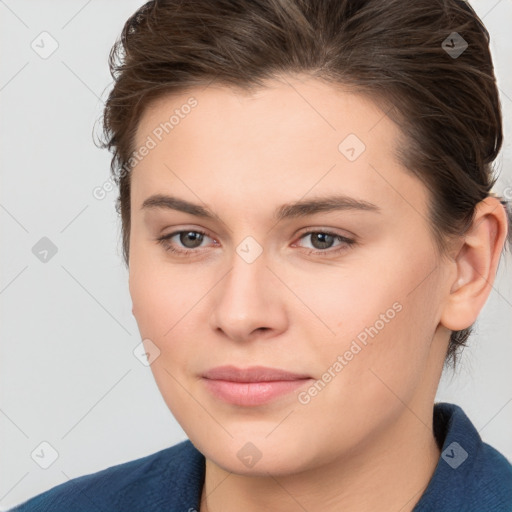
left=195, top=434, right=318, bottom=477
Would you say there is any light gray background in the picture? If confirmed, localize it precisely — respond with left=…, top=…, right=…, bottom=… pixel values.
left=1, top=0, right=511, bottom=509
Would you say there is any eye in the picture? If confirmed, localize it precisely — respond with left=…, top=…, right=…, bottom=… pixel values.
left=156, top=229, right=215, bottom=255
left=294, top=230, right=355, bottom=256
left=156, top=229, right=356, bottom=258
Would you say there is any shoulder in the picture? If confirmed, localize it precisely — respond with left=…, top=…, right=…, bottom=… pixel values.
left=414, top=402, right=512, bottom=511
left=8, top=439, right=205, bottom=512
left=469, top=438, right=512, bottom=507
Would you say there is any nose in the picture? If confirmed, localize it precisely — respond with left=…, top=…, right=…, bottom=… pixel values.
left=209, top=245, right=288, bottom=343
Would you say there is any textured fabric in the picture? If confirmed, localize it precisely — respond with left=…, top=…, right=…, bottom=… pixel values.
left=412, top=403, right=512, bottom=511
left=8, top=402, right=512, bottom=512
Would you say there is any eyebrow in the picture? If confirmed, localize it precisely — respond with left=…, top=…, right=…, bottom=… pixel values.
left=141, top=193, right=381, bottom=220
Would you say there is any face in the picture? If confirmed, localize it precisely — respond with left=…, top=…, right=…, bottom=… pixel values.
left=128, top=75, right=451, bottom=476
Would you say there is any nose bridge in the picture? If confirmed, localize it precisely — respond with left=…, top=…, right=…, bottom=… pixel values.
left=211, top=235, right=281, bottom=339
left=224, top=236, right=268, bottom=304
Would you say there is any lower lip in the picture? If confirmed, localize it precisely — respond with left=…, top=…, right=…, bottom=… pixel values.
left=202, top=378, right=313, bottom=406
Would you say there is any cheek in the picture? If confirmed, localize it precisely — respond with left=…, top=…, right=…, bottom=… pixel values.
left=129, top=263, right=178, bottom=365
left=129, top=260, right=199, bottom=418
left=129, top=240, right=192, bottom=334
left=286, top=256, right=404, bottom=349
left=128, top=249, right=213, bottom=374
left=129, top=268, right=167, bottom=339
left=300, top=247, right=439, bottom=393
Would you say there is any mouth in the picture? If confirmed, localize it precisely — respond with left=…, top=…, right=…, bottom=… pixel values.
left=201, top=365, right=314, bottom=406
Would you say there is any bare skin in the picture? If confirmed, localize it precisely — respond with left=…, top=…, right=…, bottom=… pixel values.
left=127, top=75, right=508, bottom=512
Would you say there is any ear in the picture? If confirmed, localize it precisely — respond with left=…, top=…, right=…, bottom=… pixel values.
left=440, top=196, right=509, bottom=331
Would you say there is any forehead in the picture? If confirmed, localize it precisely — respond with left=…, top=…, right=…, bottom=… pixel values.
left=134, top=76, right=395, bottom=149
left=130, top=76, right=427, bottom=219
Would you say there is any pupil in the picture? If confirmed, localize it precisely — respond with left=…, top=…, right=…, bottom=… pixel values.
left=181, top=231, right=203, bottom=248
left=313, top=233, right=333, bottom=249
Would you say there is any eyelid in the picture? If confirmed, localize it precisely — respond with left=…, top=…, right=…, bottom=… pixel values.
left=160, top=225, right=216, bottom=239
left=294, top=226, right=355, bottom=239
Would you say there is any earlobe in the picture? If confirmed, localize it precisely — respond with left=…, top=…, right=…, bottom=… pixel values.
left=440, top=197, right=508, bottom=331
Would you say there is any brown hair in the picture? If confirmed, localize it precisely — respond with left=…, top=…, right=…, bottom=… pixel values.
left=98, top=0, right=512, bottom=370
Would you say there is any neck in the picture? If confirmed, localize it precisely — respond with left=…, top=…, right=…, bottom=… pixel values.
left=199, top=406, right=441, bottom=512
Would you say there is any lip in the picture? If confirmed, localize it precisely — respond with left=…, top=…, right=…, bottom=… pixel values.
left=202, top=365, right=313, bottom=406
left=202, top=365, right=311, bottom=382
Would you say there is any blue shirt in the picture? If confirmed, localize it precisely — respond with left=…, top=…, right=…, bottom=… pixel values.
left=8, top=402, right=512, bottom=511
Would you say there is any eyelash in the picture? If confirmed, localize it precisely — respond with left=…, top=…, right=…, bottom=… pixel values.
left=156, top=229, right=356, bottom=258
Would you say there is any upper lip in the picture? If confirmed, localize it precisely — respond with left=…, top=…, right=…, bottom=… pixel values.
left=202, top=365, right=312, bottom=382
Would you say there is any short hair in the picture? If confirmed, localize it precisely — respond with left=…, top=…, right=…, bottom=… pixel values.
left=98, top=0, right=512, bottom=370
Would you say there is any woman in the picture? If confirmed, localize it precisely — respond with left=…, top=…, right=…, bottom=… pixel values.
left=9, top=0, right=512, bottom=510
